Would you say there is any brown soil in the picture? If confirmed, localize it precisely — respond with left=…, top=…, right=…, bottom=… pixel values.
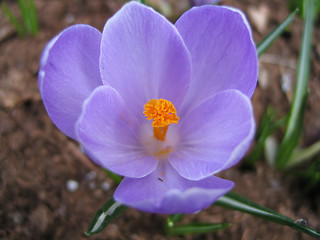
left=0, top=0, right=319, bottom=239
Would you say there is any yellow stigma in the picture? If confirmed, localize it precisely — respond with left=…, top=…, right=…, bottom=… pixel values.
left=143, top=99, right=179, bottom=141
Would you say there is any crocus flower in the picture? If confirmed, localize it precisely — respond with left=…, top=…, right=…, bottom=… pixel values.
left=39, top=1, right=257, bottom=214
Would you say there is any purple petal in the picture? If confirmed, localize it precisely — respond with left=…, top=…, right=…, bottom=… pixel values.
left=40, top=25, right=103, bottom=139
left=114, top=162, right=233, bottom=214
left=39, top=34, right=60, bottom=91
left=76, top=86, right=158, bottom=178
left=169, top=90, right=255, bottom=180
left=175, top=6, right=257, bottom=113
left=100, top=1, right=191, bottom=118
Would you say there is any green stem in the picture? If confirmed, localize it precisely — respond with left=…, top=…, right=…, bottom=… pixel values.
left=256, top=9, right=298, bottom=57
left=215, top=192, right=320, bottom=237
left=275, top=0, right=315, bottom=169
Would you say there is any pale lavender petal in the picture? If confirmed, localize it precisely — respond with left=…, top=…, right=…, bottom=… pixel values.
left=40, top=25, right=103, bottom=139
left=175, top=6, right=257, bottom=114
left=100, top=1, right=191, bottom=118
left=38, top=34, right=60, bottom=92
left=40, top=34, right=60, bottom=69
left=76, top=86, right=158, bottom=178
left=114, top=162, right=233, bottom=214
left=169, top=90, right=255, bottom=180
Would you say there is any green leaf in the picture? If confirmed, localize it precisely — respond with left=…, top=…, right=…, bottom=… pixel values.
left=18, top=0, right=38, bottom=35
left=167, top=222, right=231, bottom=236
left=289, top=0, right=320, bottom=19
left=85, top=197, right=127, bottom=236
left=1, top=0, right=38, bottom=37
left=244, top=107, right=287, bottom=166
left=286, top=140, right=320, bottom=168
left=103, top=169, right=123, bottom=184
left=166, top=214, right=184, bottom=228
left=27, top=0, right=39, bottom=35
left=289, top=160, right=320, bottom=192
left=215, top=192, right=320, bottom=237
left=18, top=0, right=32, bottom=32
left=256, top=8, right=298, bottom=57
left=289, top=0, right=305, bottom=18
left=1, top=2, right=25, bottom=36
left=317, top=1, right=320, bottom=17
left=275, top=0, right=315, bottom=169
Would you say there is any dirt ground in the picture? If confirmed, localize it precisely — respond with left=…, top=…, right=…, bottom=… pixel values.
left=0, top=0, right=319, bottom=239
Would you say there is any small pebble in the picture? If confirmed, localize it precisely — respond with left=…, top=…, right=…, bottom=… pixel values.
left=12, top=212, right=23, bottom=224
left=85, top=171, right=96, bottom=181
left=65, top=13, right=75, bottom=24
left=66, top=179, right=79, bottom=192
left=248, top=4, right=269, bottom=33
left=265, top=136, right=278, bottom=166
left=257, top=66, right=269, bottom=89
left=269, top=179, right=281, bottom=190
left=88, top=181, right=96, bottom=190
left=295, top=218, right=308, bottom=226
left=57, top=205, right=66, bottom=217
left=101, top=181, right=110, bottom=191
left=281, top=73, right=292, bottom=93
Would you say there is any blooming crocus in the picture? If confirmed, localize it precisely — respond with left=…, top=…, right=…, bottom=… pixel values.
left=39, top=1, right=257, bottom=214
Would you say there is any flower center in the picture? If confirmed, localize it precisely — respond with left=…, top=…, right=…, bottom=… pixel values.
left=143, top=99, right=179, bottom=141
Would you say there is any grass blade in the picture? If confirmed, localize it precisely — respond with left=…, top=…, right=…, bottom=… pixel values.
left=18, top=0, right=32, bottom=33
left=167, top=222, right=231, bottom=236
left=244, top=107, right=287, bottom=166
left=103, top=169, right=123, bottom=184
left=256, top=9, right=298, bottom=57
left=289, top=160, right=320, bottom=192
left=286, top=140, right=320, bottom=168
left=27, top=0, right=39, bottom=35
left=166, top=214, right=184, bottom=228
left=85, top=197, right=127, bottom=236
left=1, top=2, right=25, bottom=36
left=215, top=192, right=320, bottom=237
left=275, top=0, right=315, bottom=169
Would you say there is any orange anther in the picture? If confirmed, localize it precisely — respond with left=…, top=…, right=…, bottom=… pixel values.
left=143, top=99, right=179, bottom=141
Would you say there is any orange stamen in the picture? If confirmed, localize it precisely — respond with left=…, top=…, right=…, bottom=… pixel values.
left=143, top=99, right=179, bottom=141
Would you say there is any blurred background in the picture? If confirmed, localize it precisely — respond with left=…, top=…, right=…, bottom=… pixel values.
left=0, top=0, right=319, bottom=239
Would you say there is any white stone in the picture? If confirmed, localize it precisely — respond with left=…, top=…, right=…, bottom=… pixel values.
left=66, top=179, right=79, bottom=192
